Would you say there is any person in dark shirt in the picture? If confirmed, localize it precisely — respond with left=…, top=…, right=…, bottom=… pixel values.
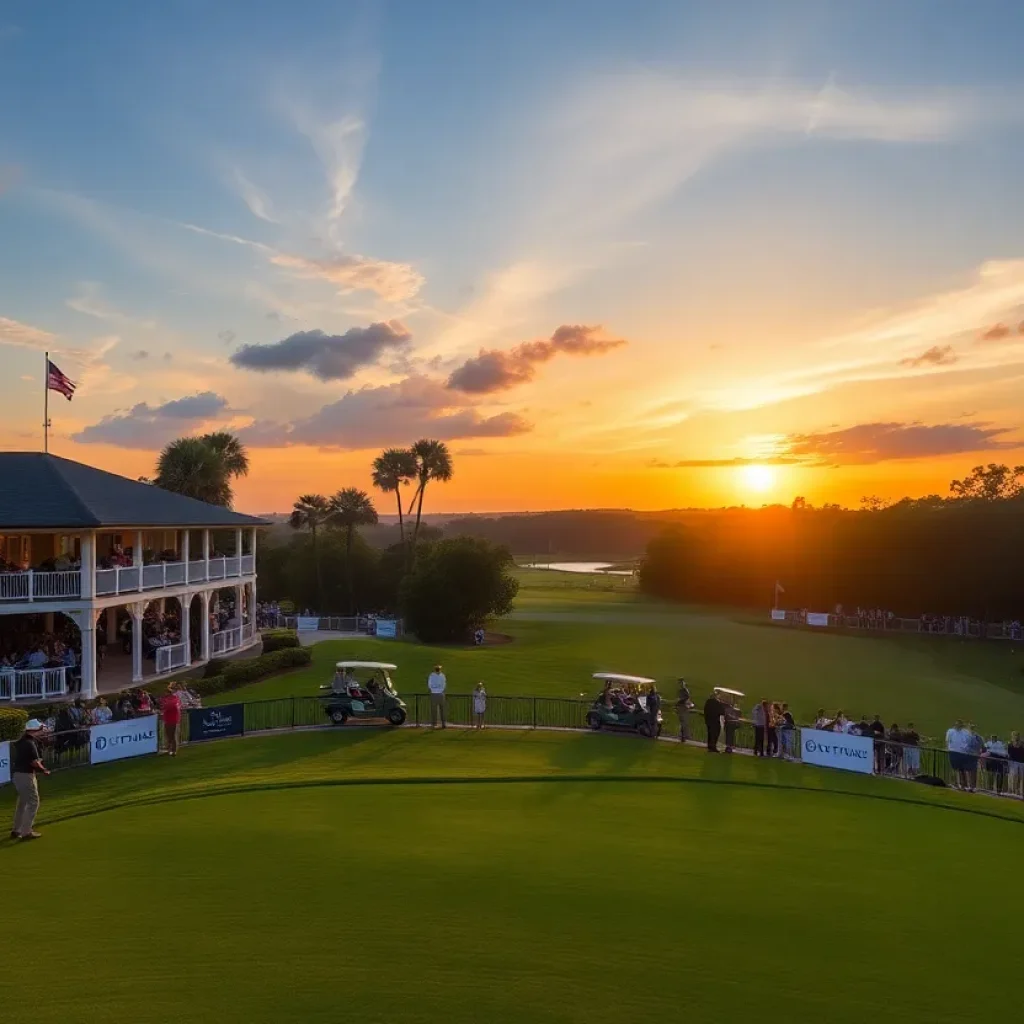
left=869, top=715, right=886, bottom=773
left=645, top=685, right=661, bottom=739
left=902, top=723, right=921, bottom=776
left=703, top=693, right=724, bottom=753
left=10, top=719, right=49, bottom=841
left=1007, top=731, right=1024, bottom=798
left=675, top=678, right=693, bottom=743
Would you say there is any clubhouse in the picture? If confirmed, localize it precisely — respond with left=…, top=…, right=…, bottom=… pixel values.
left=0, top=453, right=267, bottom=702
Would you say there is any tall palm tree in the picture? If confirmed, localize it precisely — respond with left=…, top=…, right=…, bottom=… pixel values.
left=154, top=437, right=231, bottom=506
left=371, top=448, right=418, bottom=546
left=329, top=488, right=379, bottom=613
left=153, top=432, right=250, bottom=508
left=289, top=494, right=332, bottom=611
left=408, top=438, right=453, bottom=552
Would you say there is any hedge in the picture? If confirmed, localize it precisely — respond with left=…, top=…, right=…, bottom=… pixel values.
left=260, top=629, right=300, bottom=654
left=177, top=648, right=312, bottom=699
left=0, top=707, right=28, bottom=741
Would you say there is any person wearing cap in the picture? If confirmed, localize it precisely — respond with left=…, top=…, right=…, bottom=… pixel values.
left=10, top=719, right=50, bottom=841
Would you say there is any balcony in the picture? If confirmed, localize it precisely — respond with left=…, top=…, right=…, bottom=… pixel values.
left=0, top=666, right=68, bottom=701
left=0, top=555, right=256, bottom=603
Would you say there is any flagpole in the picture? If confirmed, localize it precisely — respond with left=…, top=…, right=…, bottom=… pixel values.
left=44, top=351, right=49, bottom=454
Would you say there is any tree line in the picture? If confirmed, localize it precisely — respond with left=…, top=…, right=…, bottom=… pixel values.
left=148, top=433, right=517, bottom=642
left=639, top=465, right=1024, bottom=617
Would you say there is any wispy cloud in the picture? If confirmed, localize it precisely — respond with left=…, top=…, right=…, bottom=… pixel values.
left=899, top=344, right=958, bottom=368
left=0, top=316, right=55, bottom=351
left=66, top=282, right=157, bottom=330
left=229, top=167, right=279, bottom=224
left=270, top=252, right=423, bottom=303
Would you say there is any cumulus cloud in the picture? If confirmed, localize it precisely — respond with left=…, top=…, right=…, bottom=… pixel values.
left=270, top=252, right=424, bottom=303
left=447, top=325, right=626, bottom=394
left=899, top=344, right=958, bottom=368
left=779, top=421, right=1022, bottom=465
left=0, top=316, right=55, bottom=351
left=73, top=391, right=229, bottom=449
left=238, top=375, right=531, bottom=450
left=230, top=322, right=411, bottom=381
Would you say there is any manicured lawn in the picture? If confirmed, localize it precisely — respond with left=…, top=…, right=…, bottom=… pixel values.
left=215, top=573, right=1024, bottom=740
left=1, top=729, right=1021, bottom=1024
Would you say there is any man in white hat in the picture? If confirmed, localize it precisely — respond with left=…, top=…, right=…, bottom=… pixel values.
left=10, top=719, right=50, bottom=841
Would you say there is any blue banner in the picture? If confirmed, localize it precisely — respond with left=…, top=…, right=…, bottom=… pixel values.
left=188, top=704, right=244, bottom=742
left=375, top=619, right=398, bottom=638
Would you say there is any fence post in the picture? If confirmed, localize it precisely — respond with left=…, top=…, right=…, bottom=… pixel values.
left=291, top=696, right=296, bottom=729
left=532, top=696, right=538, bottom=729
left=415, top=694, right=421, bottom=727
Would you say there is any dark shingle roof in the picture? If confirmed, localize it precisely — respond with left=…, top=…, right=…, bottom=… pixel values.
left=0, top=453, right=268, bottom=530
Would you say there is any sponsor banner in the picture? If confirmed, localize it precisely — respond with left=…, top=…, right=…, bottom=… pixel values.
left=297, top=616, right=320, bottom=632
left=375, top=619, right=398, bottom=639
left=800, top=728, right=874, bottom=775
left=0, top=741, right=9, bottom=786
left=188, top=704, right=244, bottom=742
left=90, top=715, right=158, bottom=765
left=770, top=609, right=786, bottom=621
left=806, top=612, right=831, bottom=627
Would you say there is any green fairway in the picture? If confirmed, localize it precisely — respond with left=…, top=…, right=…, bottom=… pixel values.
left=218, top=572, right=1024, bottom=740
left=1, top=729, right=1021, bottom=1024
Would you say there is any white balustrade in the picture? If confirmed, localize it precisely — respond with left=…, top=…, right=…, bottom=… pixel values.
left=188, top=559, right=207, bottom=582
left=211, top=627, right=242, bottom=655
left=154, top=643, right=189, bottom=675
left=0, top=667, right=67, bottom=701
left=0, top=571, right=82, bottom=602
left=241, top=554, right=255, bottom=575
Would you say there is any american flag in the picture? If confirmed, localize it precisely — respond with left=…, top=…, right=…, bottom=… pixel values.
left=47, top=359, right=76, bottom=401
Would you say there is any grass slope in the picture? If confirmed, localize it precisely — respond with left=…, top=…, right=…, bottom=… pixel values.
left=1, top=730, right=1021, bottom=1024
left=218, top=571, right=1024, bottom=739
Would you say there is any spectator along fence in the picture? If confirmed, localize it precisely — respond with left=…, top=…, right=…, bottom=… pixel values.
left=3, top=694, right=1020, bottom=802
left=771, top=609, right=1023, bottom=640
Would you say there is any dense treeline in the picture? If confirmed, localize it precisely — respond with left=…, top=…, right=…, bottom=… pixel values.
left=640, top=494, right=1024, bottom=617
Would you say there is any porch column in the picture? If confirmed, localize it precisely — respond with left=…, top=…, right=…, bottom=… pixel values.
left=44, top=612, right=55, bottom=633
left=235, top=583, right=244, bottom=625
left=105, top=606, right=117, bottom=649
left=130, top=603, right=144, bottom=683
left=134, top=530, right=144, bottom=591
left=79, top=619, right=97, bottom=699
left=80, top=531, right=96, bottom=600
left=180, top=594, right=192, bottom=663
left=250, top=527, right=257, bottom=561
left=200, top=590, right=211, bottom=661
left=235, top=527, right=243, bottom=557
left=182, top=529, right=190, bottom=566
left=203, top=528, right=210, bottom=579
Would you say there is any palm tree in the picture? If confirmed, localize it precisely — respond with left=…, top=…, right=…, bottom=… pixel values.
left=371, top=448, right=418, bottom=546
left=153, top=432, right=250, bottom=507
left=289, top=494, right=332, bottom=611
left=408, top=439, right=453, bottom=552
left=329, top=488, right=379, bottom=613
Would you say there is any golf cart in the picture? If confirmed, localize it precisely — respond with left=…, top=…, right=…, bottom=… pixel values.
left=586, top=672, right=663, bottom=737
left=319, top=661, right=408, bottom=726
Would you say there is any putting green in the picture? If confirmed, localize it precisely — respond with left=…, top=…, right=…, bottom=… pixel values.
left=1, top=731, right=1020, bottom=1023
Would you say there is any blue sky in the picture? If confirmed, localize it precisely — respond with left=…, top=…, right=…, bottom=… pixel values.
left=2, top=0, right=1024, bottom=511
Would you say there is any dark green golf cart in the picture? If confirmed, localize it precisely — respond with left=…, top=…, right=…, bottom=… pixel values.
left=320, top=661, right=408, bottom=726
left=586, top=672, right=663, bottom=737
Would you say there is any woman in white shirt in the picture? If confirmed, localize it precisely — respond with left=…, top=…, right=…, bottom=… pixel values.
left=472, top=681, right=487, bottom=730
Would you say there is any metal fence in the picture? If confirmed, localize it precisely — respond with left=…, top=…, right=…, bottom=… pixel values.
left=772, top=609, right=1023, bottom=641
left=11, top=696, right=1024, bottom=804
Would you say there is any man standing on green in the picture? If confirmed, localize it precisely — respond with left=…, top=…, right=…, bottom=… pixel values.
left=10, top=719, right=49, bottom=841
left=428, top=665, right=447, bottom=729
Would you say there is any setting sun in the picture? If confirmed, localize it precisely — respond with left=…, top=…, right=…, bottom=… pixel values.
left=740, top=464, right=776, bottom=493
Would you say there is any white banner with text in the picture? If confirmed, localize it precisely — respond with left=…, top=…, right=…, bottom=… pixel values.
left=770, top=609, right=786, bottom=621
left=0, top=741, right=9, bottom=786
left=90, top=715, right=159, bottom=765
left=806, top=612, right=831, bottom=627
left=800, top=728, right=874, bottom=774
left=375, top=619, right=398, bottom=638
left=296, top=616, right=320, bottom=632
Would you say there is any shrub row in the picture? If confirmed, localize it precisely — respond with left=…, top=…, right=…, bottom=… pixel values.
left=0, top=707, right=28, bottom=741
left=260, top=629, right=301, bottom=654
left=186, top=647, right=312, bottom=699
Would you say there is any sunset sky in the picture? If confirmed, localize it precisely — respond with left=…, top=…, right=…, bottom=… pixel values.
left=2, top=0, right=1024, bottom=514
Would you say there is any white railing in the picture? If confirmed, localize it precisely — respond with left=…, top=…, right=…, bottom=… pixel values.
left=0, top=667, right=67, bottom=701
left=0, top=570, right=82, bottom=602
left=94, top=557, right=255, bottom=596
left=242, top=621, right=255, bottom=643
left=212, top=627, right=241, bottom=655
left=154, top=643, right=189, bottom=675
